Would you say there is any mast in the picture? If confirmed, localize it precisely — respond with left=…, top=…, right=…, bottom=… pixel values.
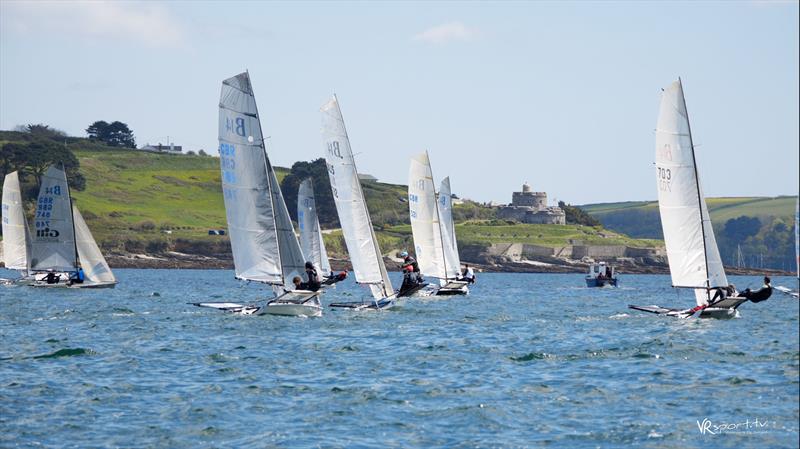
left=679, top=78, right=711, bottom=300
left=334, top=94, right=389, bottom=299
left=63, top=163, right=80, bottom=272
left=248, top=70, right=284, bottom=287
left=427, top=151, right=449, bottom=279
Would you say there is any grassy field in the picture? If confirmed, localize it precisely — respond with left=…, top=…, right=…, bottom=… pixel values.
left=386, top=221, right=661, bottom=248
left=580, top=196, right=797, bottom=224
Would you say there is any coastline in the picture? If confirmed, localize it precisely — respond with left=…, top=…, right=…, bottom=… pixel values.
left=97, top=253, right=792, bottom=276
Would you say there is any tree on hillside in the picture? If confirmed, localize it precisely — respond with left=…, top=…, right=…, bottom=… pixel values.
left=280, top=158, right=340, bottom=227
left=24, top=140, right=86, bottom=191
left=559, top=201, right=601, bottom=227
left=723, top=216, right=761, bottom=242
left=1, top=139, right=85, bottom=192
left=0, top=142, right=29, bottom=177
left=13, top=123, right=68, bottom=140
left=86, top=120, right=136, bottom=148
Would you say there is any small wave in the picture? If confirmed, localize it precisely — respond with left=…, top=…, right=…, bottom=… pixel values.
left=726, top=376, right=757, bottom=385
left=510, top=352, right=551, bottom=362
left=33, top=348, right=93, bottom=359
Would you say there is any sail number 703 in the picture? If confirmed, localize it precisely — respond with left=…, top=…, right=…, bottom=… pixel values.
left=657, top=166, right=672, bottom=192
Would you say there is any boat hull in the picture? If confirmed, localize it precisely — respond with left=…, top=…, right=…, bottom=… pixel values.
left=329, top=298, right=395, bottom=311
left=192, top=290, right=322, bottom=317
left=586, top=277, right=618, bottom=288
left=435, top=280, right=469, bottom=296
left=260, top=290, right=322, bottom=317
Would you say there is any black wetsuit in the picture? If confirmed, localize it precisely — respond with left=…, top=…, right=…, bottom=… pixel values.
left=740, top=285, right=773, bottom=303
left=304, top=267, right=321, bottom=291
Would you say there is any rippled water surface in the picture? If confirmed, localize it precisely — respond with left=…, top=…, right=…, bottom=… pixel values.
left=1, top=270, right=798, bottom=448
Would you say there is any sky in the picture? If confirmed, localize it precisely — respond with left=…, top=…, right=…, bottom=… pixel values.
left=1, top=0, right=798, bottom=205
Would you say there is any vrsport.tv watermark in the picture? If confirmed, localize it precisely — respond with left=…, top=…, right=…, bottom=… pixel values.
left=696, top=417, right=778, bottom=435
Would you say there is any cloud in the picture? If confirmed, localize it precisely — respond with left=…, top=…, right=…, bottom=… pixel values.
left=413, top=21, right=480, bottom=45
left=1, top=1, right=186, bottom=48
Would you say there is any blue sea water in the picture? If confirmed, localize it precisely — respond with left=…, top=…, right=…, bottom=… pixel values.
left=1, top=270, right=798, bottom=448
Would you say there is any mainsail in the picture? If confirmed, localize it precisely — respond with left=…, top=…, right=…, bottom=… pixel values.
left=218, top=72, right=282, bottom=284
left=409, top=152, right=447, bottom=279
left=321, top=95, right=392, bottom=299
left=30, top=165, right=77, bottom=272
left=437, top=177, right=462, bottom=279
left=1, top=171, right=31, bottom=271
left=298, top=178, right=332, bottom=276
left=655, top=79, right=727, bottom=305
left=73, top=206, right=116, bottom=285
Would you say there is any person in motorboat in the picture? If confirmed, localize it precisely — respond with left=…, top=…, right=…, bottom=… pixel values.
left=737, top=276, right=773, bottom=303
left=459, top=264, right=476, bottom=284
left=303, top=261, right=322, bottom=291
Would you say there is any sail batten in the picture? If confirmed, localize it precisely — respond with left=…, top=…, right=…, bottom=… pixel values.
left=321, top=96, right=392, bottom=299
left=656, top=80, right=727, bottom=305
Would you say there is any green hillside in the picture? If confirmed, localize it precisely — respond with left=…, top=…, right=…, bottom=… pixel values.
left=2, top=130, right=662, bottom=263
left=580, top=196, right=798, bottom=270
left=580, top=197, right=796, bottom=225
left=386, top=221, right=661, bottom=248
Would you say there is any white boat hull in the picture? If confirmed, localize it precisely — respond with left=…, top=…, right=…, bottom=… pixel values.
left=261, top=291, right=322, bottom=317
left=435, top=280, right=469, bottom=296
left=192, top=290, right=322, bottom=317
left=329, top=297, right=395, bottom=311
left=699, top=307, right=739, bottom=319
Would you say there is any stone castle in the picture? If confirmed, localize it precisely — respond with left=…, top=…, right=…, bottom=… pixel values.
left=496, top=183, right=566, bottom=225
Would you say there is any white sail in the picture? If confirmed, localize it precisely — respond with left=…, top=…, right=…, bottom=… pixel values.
left=73, top=206, right=116, bottom=285
left=218, top=72, right=282, bottom=284
left=298, top=178, right=332, bottom=276
left=795, top=197, right=798, bottom=280
left=317, top=225, right=331, bottom=275
left=409, top=152, right=447, bottom=279
left=2, top=171, right=31, bottom=270
left=268, top=161, right=306, bottom=286
left=321, top=95, right=392, bottom=299
left=437, top=177, right=462, bottom=279
left=30, top=165, right=77, bottom=272
left=655, top=79, right=727, bottom=305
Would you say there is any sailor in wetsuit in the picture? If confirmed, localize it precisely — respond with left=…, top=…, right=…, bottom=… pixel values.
left=44, top=270, right=59, bottom=284
left=301, top=262, right=321, bottom=291
left=738, top=276, right=773, bottom=303
left=399, top=251, right=423, bottom=291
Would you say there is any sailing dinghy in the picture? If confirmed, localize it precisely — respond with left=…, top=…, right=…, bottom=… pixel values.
left=408, top=152, right=468, bottom=296
left=321, top=95, right=395, bottom=310
left=193, top=71, right=322, bottom=317
left=629, top=79, right=745, bottom=319
left=297, top=178, right=345, bottom=288
left=1, top=171, right=33, bottom=285
left=25, top=165, right=116, bottom=288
